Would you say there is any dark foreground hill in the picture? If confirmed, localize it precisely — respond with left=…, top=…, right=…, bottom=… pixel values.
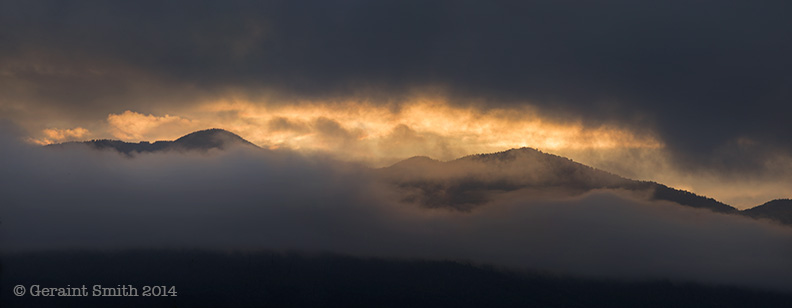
left=47, top=128, right=258, bottom=154
left=3, top=250, right=790, bottom=308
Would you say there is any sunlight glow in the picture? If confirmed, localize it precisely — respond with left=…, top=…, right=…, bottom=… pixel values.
left=192, top=97, right=662, bottom=165
left=28, top=96, right=663, bottom=166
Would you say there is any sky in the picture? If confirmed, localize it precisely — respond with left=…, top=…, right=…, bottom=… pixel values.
left=1, top=0, right=791, bottom=207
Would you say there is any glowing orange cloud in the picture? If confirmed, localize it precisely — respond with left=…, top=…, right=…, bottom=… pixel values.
left=28, top=127, right=90, bottom=145
left=190, top=97, right=662, bottom=165
left=27, top=97, right=661, bottom=166
left=107, top=110, right=201, bottom=141
left=27, top=97, right=791, bottom=208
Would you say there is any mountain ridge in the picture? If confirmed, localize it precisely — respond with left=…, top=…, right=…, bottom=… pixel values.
left=45, top=129, right=790, bottom=226
left=742, top=199, right=792, bottom=225
left=46, top=128, right=258, bottom=154
left=380, top=148, right=738, bottom=214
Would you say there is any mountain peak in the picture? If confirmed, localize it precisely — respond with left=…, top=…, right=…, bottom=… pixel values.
left=387, top=155, right=440, bottom=167
left=173, top=128, right=257, bottom=150
left=380, top=147, right=739, bottom=214
left=176, top=128, right=239, bottom=139
left=743, top=199, right=792, bottom=225
left=461, top=147, right=548, bottom=163
left=47, top=128, right=258, bottom=154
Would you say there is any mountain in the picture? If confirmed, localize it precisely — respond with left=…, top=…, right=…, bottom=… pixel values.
left=379, top=148, right=737, bottom=213
left=742, top=199, right=792, bottom=225
left=5, top=250, right=792, bottom=308
left=47, top=131, right=787, bottom=224
left=47, top=128, right=258, bottom=154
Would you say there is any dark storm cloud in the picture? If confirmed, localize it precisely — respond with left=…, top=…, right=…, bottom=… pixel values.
left=2, top=0, right=792, bottom=169
left=2, top=127, right=792, bottom=292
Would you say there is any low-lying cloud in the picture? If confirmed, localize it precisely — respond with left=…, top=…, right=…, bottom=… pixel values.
left=106, top=110, right=201, bottom=141
left=1, top=127, right=791, bottom=292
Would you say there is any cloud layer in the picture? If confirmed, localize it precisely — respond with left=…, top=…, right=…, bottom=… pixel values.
left=2, top=127, right=791, bottom=292
left=2, top=0, right=792, bottom=172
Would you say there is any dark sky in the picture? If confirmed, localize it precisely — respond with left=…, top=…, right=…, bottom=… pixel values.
left=1, top=0, right=791, bottom=172
left=2, top=2, right=792, bottom=292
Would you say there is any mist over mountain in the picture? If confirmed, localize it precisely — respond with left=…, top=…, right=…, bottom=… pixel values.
left=5, top=1, right=792, bottom=305
left=46, top=128, right=258, bottom=155
left=743, top=199, right=792, bottom=226
left=4, top=127, right=792, bottom=297
left=41, top=129, right=789, bottom=223
left=379, top=148, right=737, bottom=214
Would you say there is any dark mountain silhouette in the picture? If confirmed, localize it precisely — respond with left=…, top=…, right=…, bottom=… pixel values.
left=172, top=128, right=258, bottom=150
left=4, top=250, right=791, bottom=308
left=46, top=131, right=787, bottom=225
left=379, top=148, right=737, bottom=214
left=742, top=199, right=792, bottom=225
left=47, top=128, right=258, bottom=154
